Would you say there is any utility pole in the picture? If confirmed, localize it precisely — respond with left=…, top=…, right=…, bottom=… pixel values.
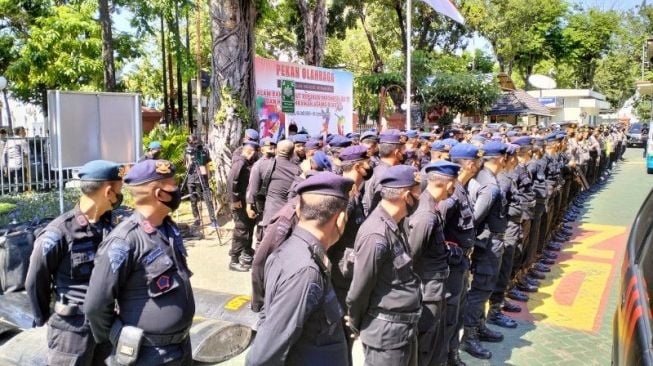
left=161, top=15, right=169, bottom=124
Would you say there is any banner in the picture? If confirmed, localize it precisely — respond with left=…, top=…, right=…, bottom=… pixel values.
left=420, top=0, right=465, bottom=25
left=255, top=57, right=354, bottom=138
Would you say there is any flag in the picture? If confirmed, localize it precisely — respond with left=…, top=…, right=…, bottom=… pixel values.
left=420, top=0, right=465, bottom=25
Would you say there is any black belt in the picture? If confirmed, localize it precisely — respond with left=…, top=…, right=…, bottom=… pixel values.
left=54, top=302, right=84, bottom=316
left=142, top=331, right=189, bottom=347
left=491, top=232, right=506, bottom=240
left=367, top=309, right=421, bottom=324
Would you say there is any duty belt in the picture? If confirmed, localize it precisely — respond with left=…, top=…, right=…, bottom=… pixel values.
left=142, top=331, right=189, bottom=347
left=367, top=309, right=421, bottom=324
left=491, top=232, right=506, bottom=240
left=54, top=302, right=84, bottom=316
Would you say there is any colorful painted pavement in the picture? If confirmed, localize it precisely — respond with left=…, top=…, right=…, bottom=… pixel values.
left=463, top=149, right=653, bottom=365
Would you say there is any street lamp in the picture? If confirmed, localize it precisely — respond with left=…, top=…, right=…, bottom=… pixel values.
left=0, top=76, right=13, bottom=133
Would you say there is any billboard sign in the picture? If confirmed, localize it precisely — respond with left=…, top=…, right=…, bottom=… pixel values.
left=255, top=57, right=354, bottom=138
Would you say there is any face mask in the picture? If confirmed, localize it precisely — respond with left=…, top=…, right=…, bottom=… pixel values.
left=152, top=151, right=161, bottom=159
left=265, top=151, right=275, bottom=158
left=111, top=192, right=124, bottom=210
left=398, top=151, right=407, bottom=164
left=362, top=165, right=374, bottom=181
left=406, top=193, right=419, bottom=216
left=159, top=188, right=182, bottom=212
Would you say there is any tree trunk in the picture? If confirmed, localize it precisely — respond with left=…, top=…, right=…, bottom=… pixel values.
left=297, top=0, right=327, bottom=66
left=208, top=0, right=256, bottom=199
left=356, top=6, right=383, bottom=73
left=99, top=0, right=116, bottom=91
left=395, top=0, right=407, bottom=56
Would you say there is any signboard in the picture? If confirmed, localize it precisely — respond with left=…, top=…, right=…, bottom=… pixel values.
left=538, top=97, right=563, bottom=108
left=255, top=57, right=354, bottom=138
left=281, top=80, right=295, bottom=113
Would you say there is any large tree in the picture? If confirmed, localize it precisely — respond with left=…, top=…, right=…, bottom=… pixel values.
left=297, top=0, right=328, bottom=66
left=99, top=0, right=116, bottom=91
left=208, top=0, right=256, bottom=190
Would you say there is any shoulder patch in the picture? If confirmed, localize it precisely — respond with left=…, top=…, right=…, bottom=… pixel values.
left=108, top=241, right=130, bottom=273
left=305, top=282, right=323, bottom=314
left=40, top=231, right=62, bottom=256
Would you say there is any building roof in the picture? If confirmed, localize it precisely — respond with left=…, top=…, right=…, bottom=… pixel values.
left=488, top=89, right=552, bottom=117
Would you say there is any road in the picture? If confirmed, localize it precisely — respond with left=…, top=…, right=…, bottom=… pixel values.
left=185, top=147, right=653, bottom=365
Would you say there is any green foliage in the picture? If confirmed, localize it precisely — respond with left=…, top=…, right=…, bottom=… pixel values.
left=124, top=55, right=164, bottom=102
left=0, top=202, right=16, bottom=216
left=214, top=86, right=251, bottom=127
left=422, top=74, right=501, bottom=117
left=0, top=190, right=81, bottom=226
left=143, top=124, right=189, bottom=179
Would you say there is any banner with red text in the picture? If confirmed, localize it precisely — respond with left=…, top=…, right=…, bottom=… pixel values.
left=255, top=57, right=354, bottom=139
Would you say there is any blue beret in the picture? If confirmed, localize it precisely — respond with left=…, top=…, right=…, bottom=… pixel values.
left=380, top=129, right=402, bottom=144
left=404, top=130, right=418, bottom=139
left=506, top=131, right=518, bottom=137
left=260, top=137, right=277, bottom=146
left=292, top=134, right=308, bottom=144
left=441, top=138, right=459, bottom=151
left=450, top=143, right=482, bottom=160
left=311, top=132, right=323, bottom=140
left=506, top=143, right=518, bottom=156
left=306, top=139, right=322, bottom=150
left=361, top=131, right=379, bottom=142
left=326, top=134, right=335, bottom=144
left=346, top=132, right=360, bottom=139
left=330, top=136, right=352, bottom=148
left=124, top=159, right=176, bottom=186
left=556, top=132, right=567, bottom=140
left=471, top=135, right=487, bottom=143
left=533, top=137, right=545, bottom=146
left=295, top=172, right=354, bottom=200
left=379, top=165, right=419, bottom=188
left=148, top=141, right=162, bottom=150
left=422, top=161, right=461, bottom=178
left=419, top=133, right=432, bottom=140
left=482, top=141, right=508, bottom=157
left=431, top=140, right=446, bottom=152
left=340, top=145, right=369, bottom=162
left=311, top=151, right=332, bottom=172
left=78, top=160, right=123, bottom=181
left=512, top=136, right=535, bottom=147
left=491, top=133, right=503, bottom=141
left=245, top=129, right=259, bottom=140
left=243, top=140, right=260, bottom=148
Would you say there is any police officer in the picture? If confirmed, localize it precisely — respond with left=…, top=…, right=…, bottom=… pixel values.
left=362, top=129, right=405, bottom=215
left=85, top=159, right=195, bottom=366
left=139, top=141, right=162, bottom=162
left=232, top=129, right=260, bottom=166
left=246, top=137, right=277, bottom=245
left=291, top=134, right=308, bottom=165
left=441, top=143, right=483, bottom=366
left=462, top=141, right=508, bottom=360
left=409, top=161, right=459, bottom=366
left=25, top=160, right=124, bottom=365
left=360, top=131, right=380, bottom=169
left=328, top=136, right=353, bottom=175
left=487, top=144, right=521, bottom=328
left=246, top=172, right=353, bottom=366
left=184, top=134, right=213, bottom=227
left=227, top=140, right=259, bottom=272
left=347, top=165, right=422, bottom=366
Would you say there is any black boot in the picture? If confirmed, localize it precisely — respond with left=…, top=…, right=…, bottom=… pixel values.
left=478, top=320, right=504, bottom=342
left=462, top=327, right=492, bottom=359
left=487, top=306, right=518, bottom=328
left=447, top=347, right=466, bottom=366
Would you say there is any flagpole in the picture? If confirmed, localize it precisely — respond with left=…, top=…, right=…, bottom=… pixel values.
left=406, top=0, right=412, bottom=131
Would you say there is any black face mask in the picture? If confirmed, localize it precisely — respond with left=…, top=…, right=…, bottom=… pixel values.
left=151, top=151, right=161, bottom=159
left=398, top=151, right=407, bottom=164
left=111, top=192, right=124, bottom=210
left=362, top=166, right=374, bottom=181
left=406, top=193, right=419, bottom=216
left=159, top=188, right=182, bottom=212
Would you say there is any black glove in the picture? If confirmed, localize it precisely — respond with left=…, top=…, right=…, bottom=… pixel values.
left=447, top=241, right=464, bottom=265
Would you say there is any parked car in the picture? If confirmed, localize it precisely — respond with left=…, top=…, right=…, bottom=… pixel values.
left=646, top=127, right=653, bottom=174
left=627, top=123, right=646, bottom=147
left=612, top=188, right=653, bottom=365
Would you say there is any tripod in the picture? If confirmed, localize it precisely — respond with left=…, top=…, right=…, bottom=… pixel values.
left=180, top=160, right=227, bottom=246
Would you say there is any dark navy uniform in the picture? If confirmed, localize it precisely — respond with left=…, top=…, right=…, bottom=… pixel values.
left=85, top=212, right=195, bottom=366
left=25, top=159, right=123, bottom=366
left=246, top=228, right=348, bottom=366
left=526, top=154, right=548, bottom=268
left=347, top=205, right=421, bottom=366
left=409, top=191, right=450, bottom=366
left=227, top=146, right=257, bottom=266
left=464, top=165, right=507, bottom=329
left=362, top=160, right=391, bottom=215
left=25, top=206, right=114, bottom=365
left=439, top=180, right=476, bottom=351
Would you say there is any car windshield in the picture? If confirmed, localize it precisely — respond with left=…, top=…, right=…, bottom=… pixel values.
left=630, top=124, right=642, bottom=133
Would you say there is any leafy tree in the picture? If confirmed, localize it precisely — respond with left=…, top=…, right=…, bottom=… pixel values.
left=561, top=7, right=620, bottom=88
left=422, top=73, right=501, bottom=122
